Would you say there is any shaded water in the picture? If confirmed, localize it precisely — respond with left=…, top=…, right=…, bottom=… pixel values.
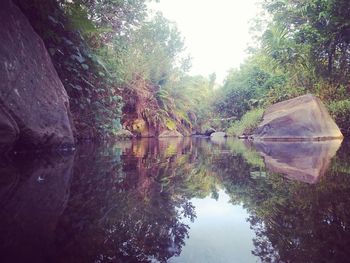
left=1, top=138, right=350, bottom=263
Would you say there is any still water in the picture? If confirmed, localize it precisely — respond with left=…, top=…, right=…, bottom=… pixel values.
left=0, top=137, right=349, bottom=263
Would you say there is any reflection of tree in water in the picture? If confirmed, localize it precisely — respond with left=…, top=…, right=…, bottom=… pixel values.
left=215, top=140, right=350, bottom=263
left=4, top=138, right=350, bottom=263
left=56, top=139, right=350, bottom=263
left=249, top=163, right=350, bottom=262
left=54, top=139, right=218, bottom=263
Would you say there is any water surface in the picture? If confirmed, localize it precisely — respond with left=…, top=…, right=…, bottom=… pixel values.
left=1, top=138, right=350, bottom=263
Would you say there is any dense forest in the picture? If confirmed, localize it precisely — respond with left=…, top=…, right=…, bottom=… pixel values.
left=13, top=0, right=350, bottom=140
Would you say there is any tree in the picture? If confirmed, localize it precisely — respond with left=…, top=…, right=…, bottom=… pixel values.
left=263, top=0, right=350, bottom=83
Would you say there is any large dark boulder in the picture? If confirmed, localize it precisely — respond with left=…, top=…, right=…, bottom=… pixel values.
left=0, top=0, right=74, bottom=151
left=253, top=94, right=343, bottom=140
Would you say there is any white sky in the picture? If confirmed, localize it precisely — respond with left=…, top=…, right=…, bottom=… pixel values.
left=149, top=0, right=262, bottom=84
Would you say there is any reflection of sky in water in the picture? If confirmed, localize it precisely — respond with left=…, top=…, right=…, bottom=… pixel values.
left=170, top=190, right=258, bottom=263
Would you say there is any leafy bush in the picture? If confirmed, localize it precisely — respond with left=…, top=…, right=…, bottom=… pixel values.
left=213, top=65, right=270, bottom=120
left=227, top=108, right=264, bottom=136
left=327, top=100, right=350, bottom=135
left=263, top=85, right=307, bottom=105
left=315, top=82, right=348, bottom=102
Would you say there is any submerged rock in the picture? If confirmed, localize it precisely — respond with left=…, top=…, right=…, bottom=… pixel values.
left=158, top=130, right=183, bottom=138
left=210, top=131, right=227, bottom=138
left=253, top=94, right=343, bottom=140
left=0, top=0, right=74, bottom=151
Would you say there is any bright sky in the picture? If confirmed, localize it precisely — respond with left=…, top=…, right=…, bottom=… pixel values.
left=149, top=0, right=262, bottom=84
left=169, top=190, right=257, bottom=263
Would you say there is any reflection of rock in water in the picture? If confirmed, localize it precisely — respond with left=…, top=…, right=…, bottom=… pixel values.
left=210, top=135, right=227, bottom=145
left=0, top=153, right=74, bottom=263
left=253, top=139, right=342, bottom=183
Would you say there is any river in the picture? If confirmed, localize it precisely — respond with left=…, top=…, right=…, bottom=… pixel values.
left=0, top=137, right=349, bottom=263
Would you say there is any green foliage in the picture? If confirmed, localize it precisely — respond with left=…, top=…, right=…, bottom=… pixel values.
left=65, top=0, right=148, bottom=43
left=226, top=108, right=264, bottom=136
left=213, top=0, right=349, bottom=134
left=16, top=0, right=349, bottom=137
left=163, top=74, right=214, bottom=131
left=63, top=3, right=97, bottom=35
left=264, top=84, right=306, bottom=105
left=15, top=0, right=170, bottom=139
left=115, top=12, right=215, bottom=134
left=165, top=118, right=177, bottom=131
left=263, top=0, right=350, bottom=84
left=15, top=0, right=217, bottom=136
left=327, top=99, right=350, bottom=135
left=212, top=55, right=281, bottom=125
left=120, top=13, right=185, bottom=85
left=213, top=65, right=264, bottom=120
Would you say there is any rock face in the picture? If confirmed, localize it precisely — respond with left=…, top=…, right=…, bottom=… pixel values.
left=254, top=140, right=342, bottom=183
left=0, top=0, right=74, bottom=151
left=253, top=94, right=343, bottom=140
left=158, top=130, right=183, bottom=138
